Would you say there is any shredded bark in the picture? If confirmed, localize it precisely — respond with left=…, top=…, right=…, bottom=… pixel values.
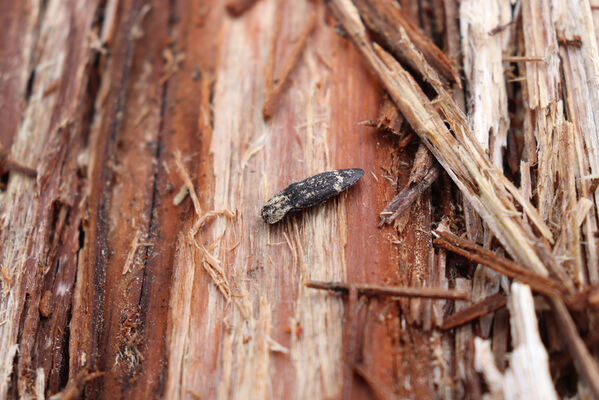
left=352, top=0, right=460, bottom=86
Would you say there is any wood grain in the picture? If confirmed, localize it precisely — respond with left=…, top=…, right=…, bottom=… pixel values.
left=1, top=0, right=599, bottom=399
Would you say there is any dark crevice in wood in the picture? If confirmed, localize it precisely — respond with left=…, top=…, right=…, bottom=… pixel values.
left=10, top=293, right=31, bottom=398
left=24, top=69, right=36, bottom=103
left=127, top=0, right=178, bottom=397
left=0, top=171, right=9, bottom=190
left=89, top=0, right=145, bottom=389
left=58, top=303, right=73, bottom=392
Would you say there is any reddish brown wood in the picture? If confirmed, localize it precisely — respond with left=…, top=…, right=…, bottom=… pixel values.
left=441, top=293, right=507, bottom=331
left=3, top=0, right=598, bottom=399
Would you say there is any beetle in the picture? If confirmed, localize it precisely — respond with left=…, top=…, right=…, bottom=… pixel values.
left=261, top=168, right=364, bottom=224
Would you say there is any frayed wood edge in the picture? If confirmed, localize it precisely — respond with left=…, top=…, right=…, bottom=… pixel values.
left=474, top=283, right=558, bottom=400
left=326, top=0, right=556, bottom=283
left=174, top=150, right=202, bottom=216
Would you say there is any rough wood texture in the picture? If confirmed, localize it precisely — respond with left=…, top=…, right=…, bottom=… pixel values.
left=2, top=0, right=599, bottom=399
left=474, top=284, right=558, bottom=400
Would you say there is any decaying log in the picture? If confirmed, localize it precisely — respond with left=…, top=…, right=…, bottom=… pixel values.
left=2, top=0, right=599, bottom=399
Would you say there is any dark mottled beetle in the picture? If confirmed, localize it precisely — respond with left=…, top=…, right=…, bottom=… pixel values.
left=261, top=168, right=364, bottom=224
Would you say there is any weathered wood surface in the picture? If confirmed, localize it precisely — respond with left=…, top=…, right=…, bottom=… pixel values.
left=2, top=0, right=599, bottom=399
left=0, top=0, right=425, bottom=398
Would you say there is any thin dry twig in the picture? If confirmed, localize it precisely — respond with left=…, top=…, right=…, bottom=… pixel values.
left=441, top=293, right=507, bottom=331
left=379, top=164, right=440, bottom=226
left=502, top=55, right=546, bottom=62
left=264, top=0, right=283, bottom=92
left=0, top=142, right=37, bottom=178
left=433, top=230, right=567, bottom=298
left=305, top=280, right=470, bottom=300
left=549, top=296, right=599, bottom=398
left=352, top=0, right=460, bottom=86
left=174, top=150, right=201, bottom=216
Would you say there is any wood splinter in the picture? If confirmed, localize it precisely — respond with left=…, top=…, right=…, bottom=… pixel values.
left=433, top=229, right=568, bottom=298
left=441, top=293, right=507, bottom=331
left=379, top=164, right=440, bottom=226
left=262, top=10, right=316, bottom=120
left=488, top=20, right=515, bottom=36
left=0, top=142, right=37, bottom=179
left=380, top=144, right=439, bottom=226
left=557, top=34, right=583, bottom=48
left=305, top=280, right=470, bottom=300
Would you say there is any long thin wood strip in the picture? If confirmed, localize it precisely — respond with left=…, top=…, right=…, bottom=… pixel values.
left=459, top=0, right=510, bottom=168
left=549, top=296, right=599, bottom=399
left=352, top=0, right=453, bottom=89
left=262, top=10, right=316, bottom=119
left=0, top=143, right=37, bottom=177
left=342, top=286, right=358, bottom=399
left=457, top=1, right=507, bottom=328
left=305, top=280, right=470, bottom=300
left=264, top=0, right=282, bottom=92
left=521, top=0, right=560, bottom=109
left=174, top=150, right=201, bottom=217
left=352, top=0, right=459, bottom=86
left=551, top=330, right=599, bottom=371
left=553, top=122, right=585, bottom=286
left=553, top=0, right=599, bottom=284
left=505, top=283, right=559, bottom=399
left=327, top=0, right=557, bottom=283
left=441, top=293, right=507, bottom=331
left=379, top=164, right=441, bottom=226
left=433, top=231, right=566, bottom=297
left=353, top=1, right=446, bottom=231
